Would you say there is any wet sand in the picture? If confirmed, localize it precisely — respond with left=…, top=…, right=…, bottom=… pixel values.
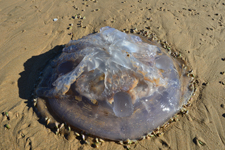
left=0, top=0, right=225, bottom=149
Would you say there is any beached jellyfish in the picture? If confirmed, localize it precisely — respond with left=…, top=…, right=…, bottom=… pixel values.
left=35, top=26, right=194, bottom=141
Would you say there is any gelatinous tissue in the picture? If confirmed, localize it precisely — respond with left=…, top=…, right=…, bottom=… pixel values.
left=35, top=26, right=193, bottom=141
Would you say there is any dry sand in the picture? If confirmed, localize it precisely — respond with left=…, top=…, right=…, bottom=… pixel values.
left=0, top=0, right=225, bottom=149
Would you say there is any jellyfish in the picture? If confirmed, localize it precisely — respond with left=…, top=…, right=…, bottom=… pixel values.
left=35, top=26, right=194, bottom=141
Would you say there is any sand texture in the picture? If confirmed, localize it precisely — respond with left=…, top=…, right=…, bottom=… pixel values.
left=0, top=0, right=225, bottom=150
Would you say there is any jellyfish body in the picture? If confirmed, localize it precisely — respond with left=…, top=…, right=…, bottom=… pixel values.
left=36, top=26, right=193, bottom=141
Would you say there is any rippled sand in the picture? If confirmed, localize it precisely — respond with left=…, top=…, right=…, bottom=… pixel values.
left=0, top=0, right=225, bottom=149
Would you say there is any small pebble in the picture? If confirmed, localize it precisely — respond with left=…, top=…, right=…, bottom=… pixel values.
left=5, top=124, right=11, bottom=129
left=21, top=133, right=25, bottom=138
left=92, top=143, right=99, bottom=148
left=75, top=132, right=80, bottom=136
left=219, top=81, right=225, bottom=85
left=4, top=112, right=9, bottom=117
left=53, top=18, right=58, bottom=21
left=198, top=139, right=206, bottom=146
left=4, top=112, right=10, bottom=120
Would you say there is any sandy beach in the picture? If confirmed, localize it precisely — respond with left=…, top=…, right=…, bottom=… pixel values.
left=0, top=0, right=225, bottom=149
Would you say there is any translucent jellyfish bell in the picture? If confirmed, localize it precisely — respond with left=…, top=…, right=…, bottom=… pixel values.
left=113, top=92, right=134, bottom=117
left=35, top=26, right=194, bottom=141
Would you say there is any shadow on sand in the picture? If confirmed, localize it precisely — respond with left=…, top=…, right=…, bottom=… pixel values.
left=18, top=45, right=62, bottom=111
